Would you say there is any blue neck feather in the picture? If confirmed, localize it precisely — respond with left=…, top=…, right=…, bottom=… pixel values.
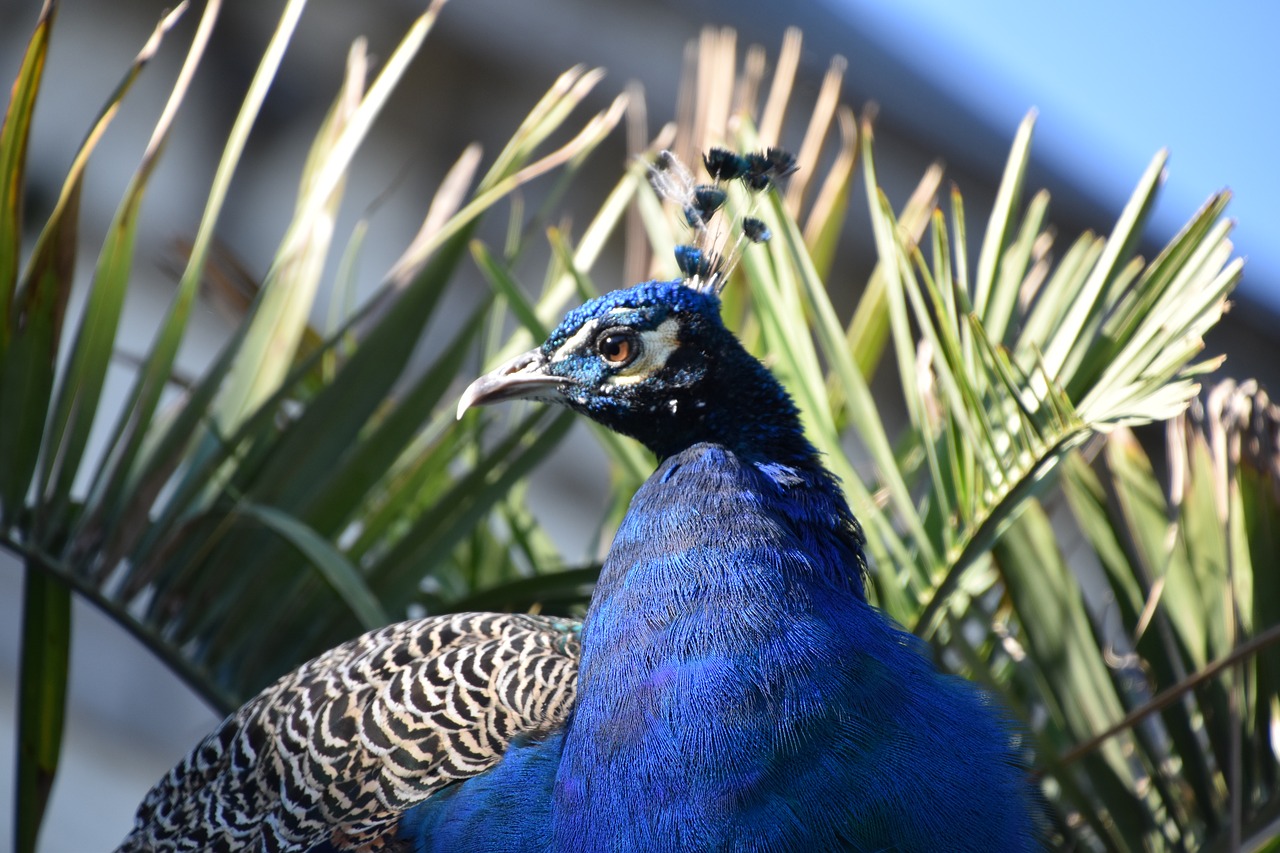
left=549, top=444, right=867, bottom=850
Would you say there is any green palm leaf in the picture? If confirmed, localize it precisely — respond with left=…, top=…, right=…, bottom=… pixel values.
left=0, top=4, right=625, bottom=847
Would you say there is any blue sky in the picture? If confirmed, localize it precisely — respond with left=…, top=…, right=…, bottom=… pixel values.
left=830, top=0, right=1279, bottom=315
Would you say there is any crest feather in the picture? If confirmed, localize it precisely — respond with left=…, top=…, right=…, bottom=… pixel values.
left=647, top=147, right=795, bottom=294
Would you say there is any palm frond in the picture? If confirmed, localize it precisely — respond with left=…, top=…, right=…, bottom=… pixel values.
left=0, top=5, right=626, bottom=846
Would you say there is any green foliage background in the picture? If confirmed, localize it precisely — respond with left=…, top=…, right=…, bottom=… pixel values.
left=1, top=2, right=1275, bottom=850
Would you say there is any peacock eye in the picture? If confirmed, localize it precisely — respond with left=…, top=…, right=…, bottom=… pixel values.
left=596, top=329, right=639, bottom=366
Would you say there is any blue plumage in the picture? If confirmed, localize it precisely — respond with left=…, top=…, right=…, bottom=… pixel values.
left=119, top=148, right=1041, bottom=852
left=411, top=274, right=1041, bottom=850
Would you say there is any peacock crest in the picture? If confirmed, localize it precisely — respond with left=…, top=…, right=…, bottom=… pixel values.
left=646, top=146, right=796, bottom=294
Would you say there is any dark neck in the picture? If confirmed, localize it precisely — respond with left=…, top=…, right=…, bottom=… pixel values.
left=641, top=406, right=821, bottom=467
left=627, top=329, right=823, bottom=468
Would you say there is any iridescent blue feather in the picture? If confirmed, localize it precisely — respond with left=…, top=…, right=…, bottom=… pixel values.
left=400, top=276, right=1041, bottom=851
left=118, top=149, right=1041, bottom=853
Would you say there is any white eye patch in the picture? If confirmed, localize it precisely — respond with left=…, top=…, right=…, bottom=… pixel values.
left=604, top=317, right=681, bottom=387
left=549, top=319, right=601, bottom=363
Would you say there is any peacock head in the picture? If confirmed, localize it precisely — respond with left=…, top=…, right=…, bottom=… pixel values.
left=457, top=148, right=810, bottom=463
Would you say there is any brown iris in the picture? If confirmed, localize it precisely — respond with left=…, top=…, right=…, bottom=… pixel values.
left=597, top=329, right=638, bottom=366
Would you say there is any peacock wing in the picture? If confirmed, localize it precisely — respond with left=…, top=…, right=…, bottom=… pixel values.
left=116, top=612, right=581, bottom=853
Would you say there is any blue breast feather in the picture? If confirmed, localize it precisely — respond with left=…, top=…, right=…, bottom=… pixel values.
left=401, top=443, right=1039, bottom=852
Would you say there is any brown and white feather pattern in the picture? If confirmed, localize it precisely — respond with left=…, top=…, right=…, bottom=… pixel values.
left=116, top=612, right=581, bottom=853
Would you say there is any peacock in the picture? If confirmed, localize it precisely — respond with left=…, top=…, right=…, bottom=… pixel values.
left=117, top=147, right=1041, bottom=852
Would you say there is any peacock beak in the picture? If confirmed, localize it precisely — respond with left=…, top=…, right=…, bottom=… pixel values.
left=456, top=348, right=573, bottom=419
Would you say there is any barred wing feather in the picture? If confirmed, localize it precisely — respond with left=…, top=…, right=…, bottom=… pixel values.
left=116, top=613, right=581, bottom=853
